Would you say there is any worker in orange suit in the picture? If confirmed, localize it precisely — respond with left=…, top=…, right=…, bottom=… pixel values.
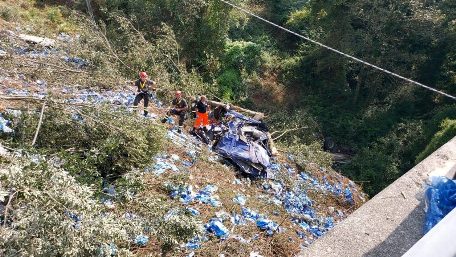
left=194, top=95, right=210, bottom=129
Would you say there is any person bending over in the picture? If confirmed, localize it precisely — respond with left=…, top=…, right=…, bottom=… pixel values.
left=169, top=90, right=188, bottom=133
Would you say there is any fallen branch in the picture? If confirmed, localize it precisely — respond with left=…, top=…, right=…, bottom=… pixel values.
left=267, top=132, right=279, bottom=156
left=31, top=101, right=46, bottom=146
left=0, top=144, right=16, bottom=152
left=0, top=95, right=45, bottom=102
left=331, top=153, right=351, bottom=163
left=3, top=191, right=17, bottom=228
left=207, top=99, right=264, bottom=119
left=85, top=0, right=95, bottom=21
left=271, top=126, right=308, bottom=141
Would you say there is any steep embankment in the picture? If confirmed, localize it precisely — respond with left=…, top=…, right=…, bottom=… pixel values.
left=0, top=4, right=366, bottom=257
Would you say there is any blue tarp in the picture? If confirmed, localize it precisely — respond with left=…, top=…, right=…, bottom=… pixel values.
left=214, top=133, right=270, bottom=177
left=424, top=176, right=456, bottom=234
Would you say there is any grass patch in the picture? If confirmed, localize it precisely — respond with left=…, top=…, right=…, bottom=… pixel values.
left=417, top=119, right=456, bottom=162
left=0, top=0, right=79, bottom=35
left=0, top=5, right=20, bottom=22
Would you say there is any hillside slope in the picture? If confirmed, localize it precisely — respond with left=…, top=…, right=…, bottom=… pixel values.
left=0, top=3, right=366, bottom=257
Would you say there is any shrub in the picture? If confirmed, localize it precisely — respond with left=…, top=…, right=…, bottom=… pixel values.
left=0, top=154, right=203, bottom=256
left=217, top=68, right=243, bottom=101
left=1, top=103, right=202, bottom=255
left=0, top=5, right=19, bottom=22
left=0, top=159, right=143, bottom=256
left=12, top=104, right=164, bottom=183
left=417, top=119, right=456, bottom=162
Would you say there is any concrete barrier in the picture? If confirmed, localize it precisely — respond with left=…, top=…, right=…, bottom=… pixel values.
left=300, top=136, right=456, bottom=257
left=402, top=208, right=456, bottom=257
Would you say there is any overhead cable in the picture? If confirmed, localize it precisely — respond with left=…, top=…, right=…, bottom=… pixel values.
left=219, top=0, right=456, bottom=101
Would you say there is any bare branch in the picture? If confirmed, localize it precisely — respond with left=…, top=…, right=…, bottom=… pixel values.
left=271, top=126, right=308, bottom=141
left=31, top=102, right=46, bottom=146
left=3, top=191, right=17, bottom=228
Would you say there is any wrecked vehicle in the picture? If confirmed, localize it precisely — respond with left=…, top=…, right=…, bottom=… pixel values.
left=193, top=109, right=275, bottom=178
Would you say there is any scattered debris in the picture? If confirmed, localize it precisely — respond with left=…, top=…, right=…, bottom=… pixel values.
left=186, top=207, right=200, bottom=216
left=148, top=156, right=180, bottom=175
left=0, top=32, right=367, bottom=255
left=169, top=185, right=194, bottom=204
left=63, top=56, right=89, bottom=68
left=256, top=218, right=279, bottom=235
left=64, top=211, right=82, bottom=229
left=205, top=219, right=230, bottom=239
left=0, top=114, right=13, bottom=133
left=168, top=184, right=222, bottom=207
left=250, top=251, right=264, bottom=257
left=233, top=194, right=247, bottom=206
left=134, top=235, right=149, bottom=246
left=195, top=185, right=221, bottom=207
left=57, top=32, right=73, bottom=42
left=18, top=33, right=56, bottom=47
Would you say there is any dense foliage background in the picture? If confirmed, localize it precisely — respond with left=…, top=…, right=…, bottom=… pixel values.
left=32, top=0, right=456, bottom=196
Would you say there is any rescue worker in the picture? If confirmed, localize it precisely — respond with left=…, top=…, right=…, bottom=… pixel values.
left=169, top=90, right=188, bottom=133
left=189, top=95, right=200, bottom=119
left=133, top=71, right=156, bottom=116
left=194, top=95, right=210, bottom=129
left=210, top=104, right=230, bottom=124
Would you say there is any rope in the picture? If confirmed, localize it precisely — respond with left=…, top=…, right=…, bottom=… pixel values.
left=219, top=0, right=456, bottom=101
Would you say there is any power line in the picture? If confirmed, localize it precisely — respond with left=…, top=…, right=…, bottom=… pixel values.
left=219, top=0, right=456, bottom=101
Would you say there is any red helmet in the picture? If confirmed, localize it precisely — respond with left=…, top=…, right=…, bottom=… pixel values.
left=139, top=71, right=148, bottom=79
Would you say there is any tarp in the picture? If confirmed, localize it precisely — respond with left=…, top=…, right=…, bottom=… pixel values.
left=424, top=176, right=456, bottom=234
left=214, top=133, right=270, bottom=177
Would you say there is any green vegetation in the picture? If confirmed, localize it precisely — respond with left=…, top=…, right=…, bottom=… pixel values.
left=0, top=103, right=204, bottom=255
left=417, top=119, right=456, bottom=162
left=0, top=1, right=371, bottom=256
left=0, top=5, right=19, bottom=22
left=4, top=0, right=456, bottom=197
left=12, top=105, right=164, bottom=184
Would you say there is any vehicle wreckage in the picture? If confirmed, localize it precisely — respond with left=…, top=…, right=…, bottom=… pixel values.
left=187, top=103, right=278, bottom=178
